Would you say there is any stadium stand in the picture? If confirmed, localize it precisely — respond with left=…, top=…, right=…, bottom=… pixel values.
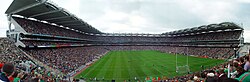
left=0, top=38, right=68, bottom=82
left=13, top=17, right=93, bottom=40
left=3, top=0, right=248, bottom=82
left=23, top=46, right=108, bottom=74
left=0, top=38, right=29, bottom=63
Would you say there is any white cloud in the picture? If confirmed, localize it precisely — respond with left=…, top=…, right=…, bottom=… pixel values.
left=87, top=10, right=144, bottom=33
left=244, top=30, right=250, bottom=42
left=236, top=0, right=250, bottom=3
left=1, top=0, right=250, bottom=42
left=0, top=0, right=12, bottom=37
left=52, top=0, right=81, bottom=15
left=177, top=0, right=236, bottom=23
left=103, top=10, right=129, bottom=21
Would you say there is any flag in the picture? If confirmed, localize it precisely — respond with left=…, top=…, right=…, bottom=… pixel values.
left=157, top=76, right=161, bottom=81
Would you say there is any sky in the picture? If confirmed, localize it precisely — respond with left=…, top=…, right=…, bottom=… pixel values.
left=0, top=0, right=250, bottom=42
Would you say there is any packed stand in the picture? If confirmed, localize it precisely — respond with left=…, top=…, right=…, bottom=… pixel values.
left=0, top=38, right=68, bottom=82
left=11, top=16, right=244, bottom=82
left=14, top=17, right=241, bottom=45
left=24, top=46, right=108, bottom=74
left=21, top=40, right=86, bottom=46
left=13, top=17, right=93, bottom=40
left=97, top=31, right=241, bottom=43
left=0, top=38, right=29, bottom=63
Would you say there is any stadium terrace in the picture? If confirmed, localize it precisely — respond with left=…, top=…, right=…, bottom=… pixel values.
left=1, top=0, right=250, bottom=82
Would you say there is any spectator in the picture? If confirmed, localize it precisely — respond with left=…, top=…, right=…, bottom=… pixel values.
left=13, top=72, right=23, bottom=82
left=235, top=66, right=246, bottom=78
left=220, top=78, right=239, bottom=82
left=218, top=68, right=228, bottom=82
left=8, top=71, right=18, bottom=82
left=205, top=70, right=217, bottom=82
left=0, top=38, right=68, bottom=82
left=236, top=72, right=250, bottom=82
left=5, top=17, right=244, bottom=82
left=244, top=55, right=250, bottom=71
left=0, top=63, right=15, bottom=82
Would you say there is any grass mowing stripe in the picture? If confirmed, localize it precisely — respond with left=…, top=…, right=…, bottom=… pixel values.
left=135, top=52, right=154, bottom=78
left=127, top=52, right=139, bottom=80
left=117, top=51, right=131, bottom=80
left=113, top=52, right=122, bottom=80
left=121, top=51, right=131, bottom=80
left=95, top=54, right=112, bottom=79
left=75, top=50, right=225, bottom=81
left=104, top=52, right=116, bottom=79
left=130, top=52, right=145, bottom=80
left=83, top=53, right=109, bottom=78
left=132, top=53, right=147, bottom=80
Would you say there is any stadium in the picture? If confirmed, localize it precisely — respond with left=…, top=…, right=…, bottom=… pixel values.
left=1, top=0, right=250, bottom=82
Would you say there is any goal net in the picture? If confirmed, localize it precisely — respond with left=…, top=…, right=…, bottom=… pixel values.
left=176, top=65, right=190, bottom=73
left=175, top=47, right=190, bottom=74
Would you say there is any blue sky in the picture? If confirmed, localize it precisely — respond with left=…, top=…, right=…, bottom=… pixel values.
left=1, top=0, right=250, bottom=42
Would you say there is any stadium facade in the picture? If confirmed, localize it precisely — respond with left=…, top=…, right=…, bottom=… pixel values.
left=4, top=0, right=245, bottom=79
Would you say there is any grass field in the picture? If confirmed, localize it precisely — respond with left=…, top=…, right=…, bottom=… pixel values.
left=75, top=50, right=225, bottom=81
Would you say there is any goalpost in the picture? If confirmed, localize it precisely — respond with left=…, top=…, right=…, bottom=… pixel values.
left=175, top=47, right=190, bottom=73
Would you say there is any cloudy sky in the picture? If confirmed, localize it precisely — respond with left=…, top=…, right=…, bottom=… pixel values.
left=0, top=0, right=250, bottom=42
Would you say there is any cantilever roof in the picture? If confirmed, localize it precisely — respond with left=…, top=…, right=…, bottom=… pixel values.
left=5, top=0, right=243, bottom=35
left=5, top=0, right=101, bottom=34
left=164, top=22, right=243, bottom=35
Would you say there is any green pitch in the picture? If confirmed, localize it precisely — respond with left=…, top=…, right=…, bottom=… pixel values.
left=75, top=50, right=225, bottom=81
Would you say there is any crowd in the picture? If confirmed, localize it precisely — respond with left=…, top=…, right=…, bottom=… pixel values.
left=8, top=17, right=245, bottom=82
left=0, top=38, right=29, bottom=64
left=24, top=46, right=108, bottom=74
left=95, top=31, right=241, bottom=43
left=164, top=54, right=250, bottom=82
left=0, top=38, right=68, bottom=82
left=14, top=17, right=241, bottom=44
left=18, top=45, right=237, bottom=81
left=21, top=40, right=86, bottom=46
left=13, top=17, right=92, bottom=39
